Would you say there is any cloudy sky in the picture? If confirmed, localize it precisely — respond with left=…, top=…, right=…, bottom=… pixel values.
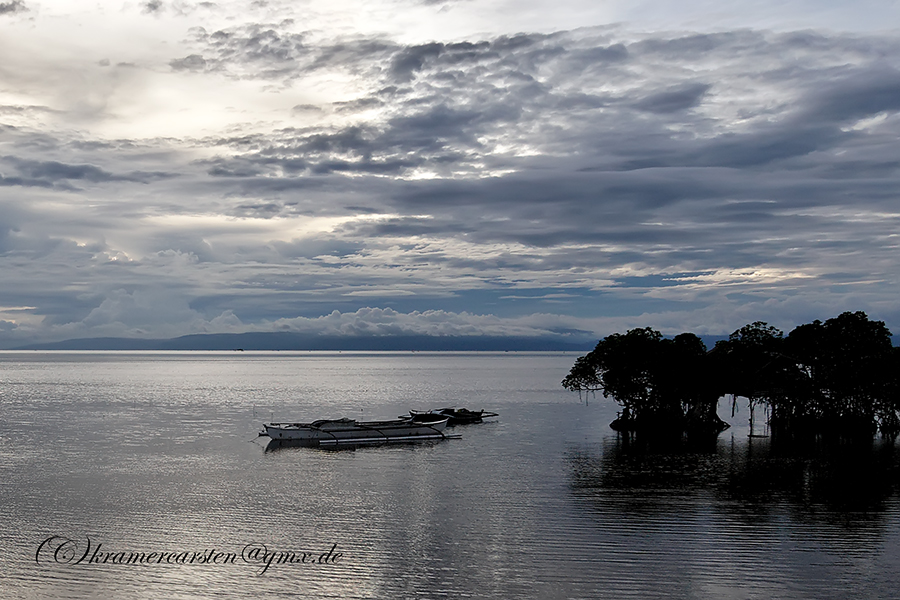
left=1, top=0, right=899, bottom=348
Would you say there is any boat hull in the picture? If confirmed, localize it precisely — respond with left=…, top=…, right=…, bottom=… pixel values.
left=407, top=408, right=499, bottom=425
left=263, top=417, right=449, bottom=442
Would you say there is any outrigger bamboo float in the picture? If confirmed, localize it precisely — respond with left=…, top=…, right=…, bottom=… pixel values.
left=261, top=414, right=452, bottom=446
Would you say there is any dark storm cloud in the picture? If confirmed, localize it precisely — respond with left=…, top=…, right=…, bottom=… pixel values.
left=186, top=30, right=573, bottom=181
left=0, top=156, right=176, bottom=187
left=142, top=1, right=164, bottom=14
left=570, top=42, right=629, bottom=63
left=802, top=67, right=900, bottom=123
left=169, top=54, right=208, bottom=71
left=5, top=19, right=900, bottom=344
left=3, top=157, right=126, bottom=183
left=391, top=42, right=454, bottom=82
left=269, top=238, right=364, bottom=259
left=633, top=82, right=711, bottom=113
left=172, top=25, right=550, bottom=84
left=611, top=67, right=900, bottom=171
left=0, top=174, right=54, bottom=189
left=631, top=30, right=755, bottom=58
left=0, top=1, right=26, bottom=15
left=189, top=25, right=900, bottom=236
left=341, top=169, right=736, bottom=247
left=171, top=23, right=319, bottom=78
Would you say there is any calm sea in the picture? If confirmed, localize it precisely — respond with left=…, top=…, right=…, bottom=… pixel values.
left=2, top=351, right=900, bottom=599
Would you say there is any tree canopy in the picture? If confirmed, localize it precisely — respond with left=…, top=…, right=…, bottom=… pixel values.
left=563, top=311, right=899, bottom=436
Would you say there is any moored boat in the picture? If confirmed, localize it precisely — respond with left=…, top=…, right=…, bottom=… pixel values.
left=262, top=415, right=450, bottom=444
left=405, top=407, right=498, bottom=425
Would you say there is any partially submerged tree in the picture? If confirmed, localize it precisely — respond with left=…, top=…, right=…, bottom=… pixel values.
left=562, top=327, right=727, bottom=433
left=562, top=327, right=665, bottom=421
left=709, top=321, right=795, bottom=432
left=663, top=333, right=723, bottom=431
left=781, top=311, right=894, bottom=434
left=564, top=311, right=898, bottom=437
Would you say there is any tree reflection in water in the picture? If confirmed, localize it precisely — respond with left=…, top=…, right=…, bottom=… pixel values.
left=568, top=431, right=900, bottom=523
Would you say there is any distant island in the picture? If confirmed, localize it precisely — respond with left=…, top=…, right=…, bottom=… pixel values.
left=10, top=332, right=594, bottom=352
left=563, top=311, right=900, bottom=437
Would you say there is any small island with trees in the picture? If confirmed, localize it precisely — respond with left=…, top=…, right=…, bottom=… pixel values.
left=562, top=311, right=900, bottom=438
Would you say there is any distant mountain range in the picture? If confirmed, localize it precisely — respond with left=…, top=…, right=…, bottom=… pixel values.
left=11, top=332, right=596, bottom=352
left=21, top=332, right=871, bottom=352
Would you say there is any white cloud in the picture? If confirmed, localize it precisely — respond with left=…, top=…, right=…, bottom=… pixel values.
left=3, top=2, right=900, bottom=347
left=268, top=307, right=591, bottom=338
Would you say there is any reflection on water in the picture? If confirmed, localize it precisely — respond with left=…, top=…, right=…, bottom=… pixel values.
left=570, top=432, right=900, bottom=513
left=566, top=431, right=900, bottom=599
left=264, top=437, right=331, bottom=451
left=5, top=352, right=900, bottom=599
left=263, top=437, right=451, bottom=452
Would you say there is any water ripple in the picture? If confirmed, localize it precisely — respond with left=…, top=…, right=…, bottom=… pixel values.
left=4, top=352, right=900, bottom=599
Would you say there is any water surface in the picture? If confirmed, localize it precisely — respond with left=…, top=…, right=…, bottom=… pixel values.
left=2, top=351, right=899, bottom=599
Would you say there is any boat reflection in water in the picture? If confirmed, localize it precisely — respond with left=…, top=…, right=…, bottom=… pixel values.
left=261, top=414, right=452, bottom=447
left=263, top=436, right=454, bottom=452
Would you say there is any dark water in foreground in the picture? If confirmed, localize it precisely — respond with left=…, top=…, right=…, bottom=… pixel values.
left=2, top=351, right=900, bottom=599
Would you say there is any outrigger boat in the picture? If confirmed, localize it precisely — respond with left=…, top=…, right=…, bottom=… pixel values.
left=262, top=414, right=450, bottom=446
left=404, top=407, right=498, bottom=425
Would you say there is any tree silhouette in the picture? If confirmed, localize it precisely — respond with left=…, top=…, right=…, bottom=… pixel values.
left=781, top=311, right=894, bottom=434
left=562, top=327, right=727, bottom=433
left=564, top=311, right=897, bottom=437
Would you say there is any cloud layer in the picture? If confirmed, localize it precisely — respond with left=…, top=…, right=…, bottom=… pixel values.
left=1, top=2, right=900, bottom=347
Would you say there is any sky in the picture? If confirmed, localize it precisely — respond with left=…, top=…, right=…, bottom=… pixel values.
left=1, top=0, right=900, bottom=348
